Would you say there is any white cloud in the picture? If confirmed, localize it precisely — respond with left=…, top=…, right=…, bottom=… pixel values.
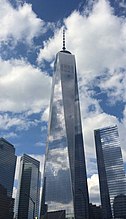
left=38, top=0, right=126, bottom=75
left=3, top=132, right=17, bottom=139
left=98, top=68, right=125, bottom=104
left=41, top=106, right=49, bottom=121
left=0, top=58, right=51, bottom=113
left=83, top=112, right=118, bottom=158
left=37, top=0, right=126, bottom=109
left=14, top=156, right=21, bottom=181
left=88, top=174, right=100, bottom=205
left=0, top=0, right=46, bottom=44
left=0, top=113, right=38, bottom=130
left=37, top=29, right=61, bottom=63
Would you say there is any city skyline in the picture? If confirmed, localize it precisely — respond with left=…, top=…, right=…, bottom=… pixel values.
left=0, top=0, right=126, bottom=206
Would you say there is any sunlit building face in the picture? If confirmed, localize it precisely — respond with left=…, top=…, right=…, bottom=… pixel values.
left=40, top=45, right=89, bottom=219
left=94, top=125, right=126, bottom=219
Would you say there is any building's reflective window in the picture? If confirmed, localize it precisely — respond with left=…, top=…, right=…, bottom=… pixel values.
left=40, top=51, right=89, bottom=219
left=94, top=125, right=126, bottom=219
left=14, top=154, right=40, bottom=219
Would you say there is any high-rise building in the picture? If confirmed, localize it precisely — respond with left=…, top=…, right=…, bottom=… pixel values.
left=94, top=125, right=126, bottom=219
left=40, top=31, right=89, bottom=219
left=0, top=137, right=16, bottom=219
left=0, top=138, right=16, bottom=197
left=89, top=203, right=102, bottom=219
left=14, top=154, right=41, bottom=219
left=0, top=184, right=14, bottom=219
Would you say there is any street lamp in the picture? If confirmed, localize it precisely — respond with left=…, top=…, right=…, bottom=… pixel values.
left=25, top=193, right=35, bottom=219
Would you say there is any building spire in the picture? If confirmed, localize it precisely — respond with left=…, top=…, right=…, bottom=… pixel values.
left=62, top=28, right=66, bottom=51
left=60, top=27, right=71, bottom=54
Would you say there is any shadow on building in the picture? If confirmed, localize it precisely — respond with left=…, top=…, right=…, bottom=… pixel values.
left=41, top=210, right=65, bottom=219
left=89, top=203, right=102, bottom=219
left=113, top=194, right=126, bottom=219
left=0, top=184, right=14, bottom=219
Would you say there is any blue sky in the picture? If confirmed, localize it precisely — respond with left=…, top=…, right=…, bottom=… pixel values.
left=1, top=0, right=126, bottom=205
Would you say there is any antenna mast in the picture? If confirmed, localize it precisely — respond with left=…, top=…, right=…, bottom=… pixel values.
left=62, top=28, right=66, bottom=51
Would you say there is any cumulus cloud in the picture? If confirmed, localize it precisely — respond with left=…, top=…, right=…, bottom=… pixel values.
left=37, top=0, right=126, bottom=109
left=38, top=0, right=126, bottom=74
left=0, top=58, right=51, bottom=113
left=0, top=0, right=46, bottom=44
left=0, top=113, right=39, bottom=130
left=98, top=68, right=125, bottom=104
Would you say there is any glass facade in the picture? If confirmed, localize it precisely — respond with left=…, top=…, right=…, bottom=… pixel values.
left=14, top=154, right=41, bottom=219
left=0, top=184, right=14, bottom=219
left=94, top=125, right=126, bottom=219
left=40, top=49, right=89, bottom=219
left=0, top=138, right=16, bottom=197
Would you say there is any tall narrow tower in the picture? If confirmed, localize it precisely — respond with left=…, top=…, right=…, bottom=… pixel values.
left=40, top=30, right=89, bottom=219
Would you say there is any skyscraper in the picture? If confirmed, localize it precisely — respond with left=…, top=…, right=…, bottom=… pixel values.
left=40, top=31, right=89, bottom=219
left=0, top=137, right=17, bottom=197
left=0, top=137, right=16, bottom=219
left=0, top=184, right=14, bottom=219
left=14, top=154, right=41, bottom=219
left=94, top=125, right=126, bottom=219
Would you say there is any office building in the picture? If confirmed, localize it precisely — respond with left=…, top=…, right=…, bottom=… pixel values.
left=14, top=154, right=41, bottom=219
left=89, top=203, right=102, bottom=219
left=43, top=210, right=66, bottom=219
left=0, top=183, right=14, bottom=219
left=94, top=125, right=126, bottom=219
left=40, top=30, right=89, bottom=219
left=0, top=138, right=16, bottom=219
left=0, top=137, right=16, bottom=196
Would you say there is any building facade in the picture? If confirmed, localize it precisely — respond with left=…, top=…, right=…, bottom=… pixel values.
left=0, top=138, right=16, bottom=197
left=0, top=183, right=14, bottom=219
left=40, top=34, right=89, bottom=219
left=0, top=138, right=16, bottom=219
left=14, top=154, right=41, bottom=219
left=94, top=125, right=126, bottom=219
left=89, top=203, right=102, bottom=219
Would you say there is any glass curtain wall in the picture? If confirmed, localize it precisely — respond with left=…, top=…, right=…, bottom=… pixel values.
left=94, top=125, right=126, bottom=219
left=40, top=49, right=89, bottom=219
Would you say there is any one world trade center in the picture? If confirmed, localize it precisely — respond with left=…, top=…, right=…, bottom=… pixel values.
left=40, top=30, right=89, bottom=219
